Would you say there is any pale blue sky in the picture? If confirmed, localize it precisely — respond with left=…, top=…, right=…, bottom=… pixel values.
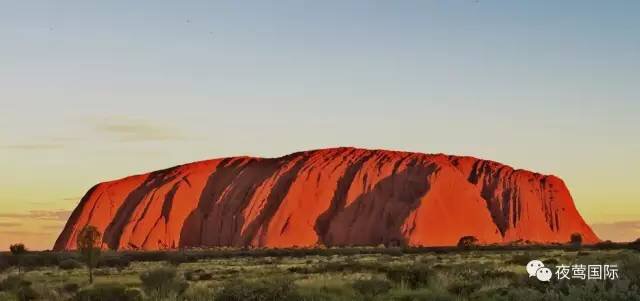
left=0, top=1, right=639, bottom=248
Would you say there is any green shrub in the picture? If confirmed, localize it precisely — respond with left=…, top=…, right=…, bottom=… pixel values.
left=139, top=266, right=188, bottom=297
left=215, top=277, right=300, bottom=301
left=199, top=272, right=213, bottom=281
left=447, top=281, right=482, bottom=296
left=59, top=258, right=83, bottom=270
left=0, top=276, right=38, bottom=301
left=122, top=251, right=168, bottom=262
left=124, top=288, right=143, bottom=301
left=62, top=283, right=80, bottom=294
left=167, top=252, right=191, bottom=266
left=594, top=240, right=617, bottom=250
left=570, top=233, right=583, bottom=247
left=297, top=285, right=359, bottom=301
left=184, top=269, right=214, bottom=281
left=480, top=270, right=519, bottom=283
left=183, top=285, right=216, bottom=300
left=9, top=244, right=27, bottom=257
left=384, top=264, right=431, bottom=289
left=457, top=236, right=479, bottom=249
left=184, top=269, right=203, bottom=281
left=0, top=275, right=28, bottom=292
left=287, top=266, right=314, bottom=274
left=73, top=283, right=140, bottom=301
left=0, top=292, right=17, bottom=301
left=506, top=253, right=533, bottom=266
left=387, top=289, right=455, bottom=301
left=98, top=255, right=131, bottom=269
left=352, top=278, right=392, bottom=297
left=479, top=287, right=544, bottom=301
left=13, top=286, right=37, bottom=301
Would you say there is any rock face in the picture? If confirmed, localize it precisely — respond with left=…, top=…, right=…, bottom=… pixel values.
left=54, top=147, right=598, bottom=250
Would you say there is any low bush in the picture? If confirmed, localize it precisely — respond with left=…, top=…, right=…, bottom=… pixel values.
left=480, top=270, right=519, bottom=282
left=198, top=272, right=213, bottom=281
left=506, top=253, right=533, bottom=266
left=122, top=251, right=168, bottom=262
left=387, top=289, right=455, bottom=301
left=215, top=277, right=300, bottom=301
left=13, top=286, right=38, bottom=301
left=167, top=252, right=191, bottom=266
left=297, top=285, right=359, bottom=301
left=457, top=236, right=479, bottom=249
left=447, top=281, right=482, bottom=296
left=183, top=285, right=217, bottom=300
left=184, top=269, right=203, bottom=281
left=62, top=283, right=80, bottom=294
left=384, top=264, right=431, bottom=289
left=124, top=288, right=143, bottom=301
left=98, top=255, right=131, bottom=269
left=594, top=240, right=618, bottom=250
left=0, top=275, right=38, bottom=301
left=352, top=278, right=393, bottom=297
left=0, top=292, right=16, bottom=301
left=139, top=266, right=188, bottom=298
left=73, top=283, right=141, bottom=301
left=480, top=287, right=544, bottom=301
left=14, top=252, right=61, bottom=269
left=570, top=233, right=583, bottom=247
left=184, top=269, right=213, bottom=281
left=59, top=258, right=83, bottom=270
left=0, top=275, right=28, bottom=292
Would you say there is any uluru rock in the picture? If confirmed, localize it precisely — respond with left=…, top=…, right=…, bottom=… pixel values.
left=54, top=147, right=599, bottom=250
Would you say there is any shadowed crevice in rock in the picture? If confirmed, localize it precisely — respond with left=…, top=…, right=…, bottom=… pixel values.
left=103, top=169, right=180, bottom=249
left=321, top=162, right=438, bottom=246
left=180, top=155, right=298, bottom=247
left=178, top=158, right=254, bottom=247
left=467, top=160, right=512, bottom=236
left=138, top=180, right=183, bottom=248
left=314, top=152, right=376, bottom=245
left=241, top=153, right=311, bottom=246
left=210, top=157, right=291, bottom=246
left=53, top=184, right=101, bottom=250
left=161, top=181, right=181, bottom=222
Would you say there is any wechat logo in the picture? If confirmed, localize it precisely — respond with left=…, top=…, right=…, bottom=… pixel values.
left=527, top=260, right=552, bottom=282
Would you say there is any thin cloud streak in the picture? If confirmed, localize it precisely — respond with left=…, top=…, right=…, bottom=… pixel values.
left=0, top=230, right=56, bottom=237
left=2, top=143, right=64, bottom=150
left=0, top=210, right=72, bottom=221
left=94, top=117, right=185, bottom=142
left=0, top=222, right=21, bottom=227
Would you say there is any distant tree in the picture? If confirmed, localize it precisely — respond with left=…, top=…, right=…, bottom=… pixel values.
left=570, top=233, right=583, bottom=247
left=457, top=236, right=479, bottom=249
left=76, top=225, right=102, bottom=284
left=594, top=240, right=617, bottom=250
left=9, top=243, right=26, bottom=255
left=9, top=243, right=27, bottom=273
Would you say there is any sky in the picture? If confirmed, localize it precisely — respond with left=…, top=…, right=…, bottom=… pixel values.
left=0, top=0, right=639, bottom=250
